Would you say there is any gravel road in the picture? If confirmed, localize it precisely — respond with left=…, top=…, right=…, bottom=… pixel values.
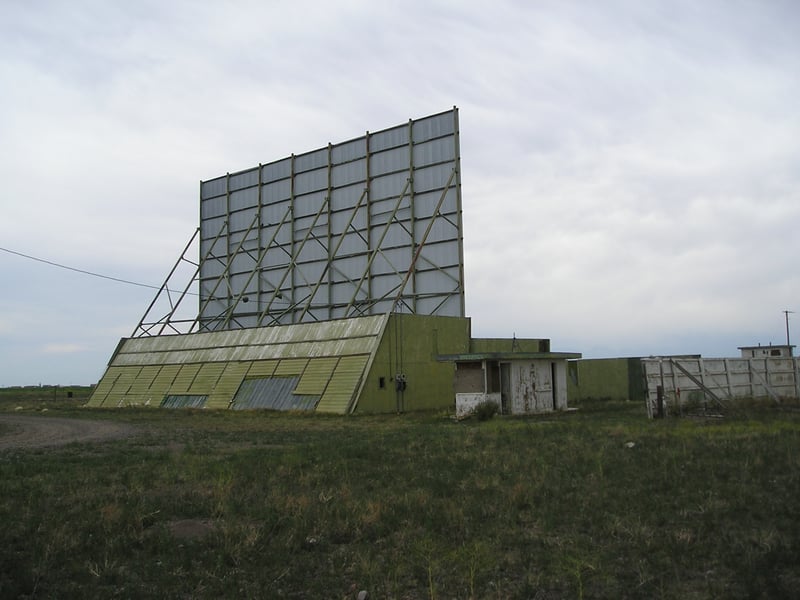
left=0, top=414, right=139, bottom=450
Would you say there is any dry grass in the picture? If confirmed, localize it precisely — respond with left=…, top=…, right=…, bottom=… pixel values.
left=1, top=391, right=800, bottom=598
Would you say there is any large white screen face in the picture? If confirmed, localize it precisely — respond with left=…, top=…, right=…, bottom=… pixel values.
left=198, top=108, right=464, bottom=331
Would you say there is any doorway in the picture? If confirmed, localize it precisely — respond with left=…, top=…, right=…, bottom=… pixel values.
left=500, top=362, right=511, bottom=415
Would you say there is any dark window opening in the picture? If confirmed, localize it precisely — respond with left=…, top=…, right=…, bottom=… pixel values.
left=379, top=376, right=386, bottom=389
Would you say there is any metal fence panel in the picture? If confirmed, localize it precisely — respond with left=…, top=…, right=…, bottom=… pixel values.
left=643, top=357, right=800, bottom=417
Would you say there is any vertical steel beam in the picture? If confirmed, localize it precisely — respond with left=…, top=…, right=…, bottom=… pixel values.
left=326, top=142, right=333, bottom=322
left=407, top=117, right=417, bottom=314
left=452, top=106, right=466, bottom=317
left=219, top=205, right=292, bottom=329
left=225, top=172, right=232, bottom=299
left=257, top=163, right=263, bottom=317
left=289, top=154, right=296, bottom=322
left=365, top=130, right=373, bottom=316
left=194, top=212, right=260, bottom=330
left=391, top=169, right=457, bottom=312
left=343, top=178, right=412, bottom=315
left=298, top=188, right=369, bottom=322
left=256, top=197, right=330, bottom=326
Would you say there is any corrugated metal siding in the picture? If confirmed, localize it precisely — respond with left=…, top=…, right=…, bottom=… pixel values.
left=161, top=395, right=208, bottom=409
left=95, top=315, right=387, bottom=412
left=317, top=355, right=369, bottom=414
left=188, top=363, right=226, bottom=395
left=231, top=377, right=318, bottom=411
left=170, top=364, right=202, bottom=393
left=206, top=362, right=250, bottom=409
left=247, top=359, right=278, bottom=377
left=106, top=366, right=144, bottom=407
left=274, top=358, right=309, bottom=376
left=118, top=315, right=387, bottom=366
left=125, top=365, right=162, bottom=404
left=88, top=366, right=125, bottom=406
left=294, top=357, right=339, bottom=395
left=150, top=364, right=181, bottom=400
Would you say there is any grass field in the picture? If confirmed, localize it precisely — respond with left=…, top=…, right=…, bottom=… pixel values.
left=1, top=388, right=799, bottom=598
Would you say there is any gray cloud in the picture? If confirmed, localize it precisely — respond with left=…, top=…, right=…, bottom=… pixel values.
left=1, top=0, right=798, bottom=384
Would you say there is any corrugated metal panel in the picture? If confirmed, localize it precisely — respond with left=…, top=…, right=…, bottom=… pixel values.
left=274, top=358, right=309, bottom=376
left=116, top=315, right=387, bottom=366
left=103, top=366, right=143, bottom=407
left=188, top=363, right=226, bottom=395
left=95, top=314, right=389, bottom=411
left=111, top=366, right=142, bottom=398
left=88, top=366, right=126, bottom=406
left=150, top=364, right=181, bottom=396
left=161, top=395, right=208, bottom=409
left=124, top=365, right=163, bottom=405
left=316, top=355, right=369, bottom=414
left=231, top=377, right=318, bottom=411
left=206, top=362, right=250, bottom=409
left=170, top=364, right=202, bottom=393
left=294, top=357, right=340, bottom=395
left=247, top=360, right=278, bottom=377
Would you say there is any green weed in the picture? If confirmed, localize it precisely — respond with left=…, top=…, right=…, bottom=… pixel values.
left=1, top=401, right=799, bottom=597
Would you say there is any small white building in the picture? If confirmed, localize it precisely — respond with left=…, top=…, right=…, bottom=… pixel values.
left=438, top=338, right=581, bottom=417
left=738, top=344, right=795, bottom=359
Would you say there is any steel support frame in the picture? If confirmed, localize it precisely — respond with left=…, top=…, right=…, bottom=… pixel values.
left=139, top=109, right=465, bottom=336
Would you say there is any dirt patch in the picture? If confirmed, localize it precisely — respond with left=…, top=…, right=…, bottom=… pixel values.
left=166, top=518, right=218, bottom=541
left=0, top=414, right=139, bottom=450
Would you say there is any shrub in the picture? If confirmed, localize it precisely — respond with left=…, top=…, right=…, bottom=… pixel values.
left=474, top=400, right=499, bottom=421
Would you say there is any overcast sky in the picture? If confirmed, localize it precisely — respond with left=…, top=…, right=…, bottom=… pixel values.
left=1, top=0, right=798, bottom=386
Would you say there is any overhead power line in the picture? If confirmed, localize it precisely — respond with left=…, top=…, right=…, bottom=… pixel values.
left=0, top=245, right=194, bottom=294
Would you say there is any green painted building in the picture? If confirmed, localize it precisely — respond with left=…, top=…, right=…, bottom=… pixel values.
left=567, top=358, right=646, bottom=402
left=89, top=313, right=580, bottom=415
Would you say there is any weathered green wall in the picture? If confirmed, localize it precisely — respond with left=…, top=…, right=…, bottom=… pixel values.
left=355, top=314, right=471, bottom=413
left=470, top=338, right=550, bottom=353
left=567, top=358, right=645, bottom=402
